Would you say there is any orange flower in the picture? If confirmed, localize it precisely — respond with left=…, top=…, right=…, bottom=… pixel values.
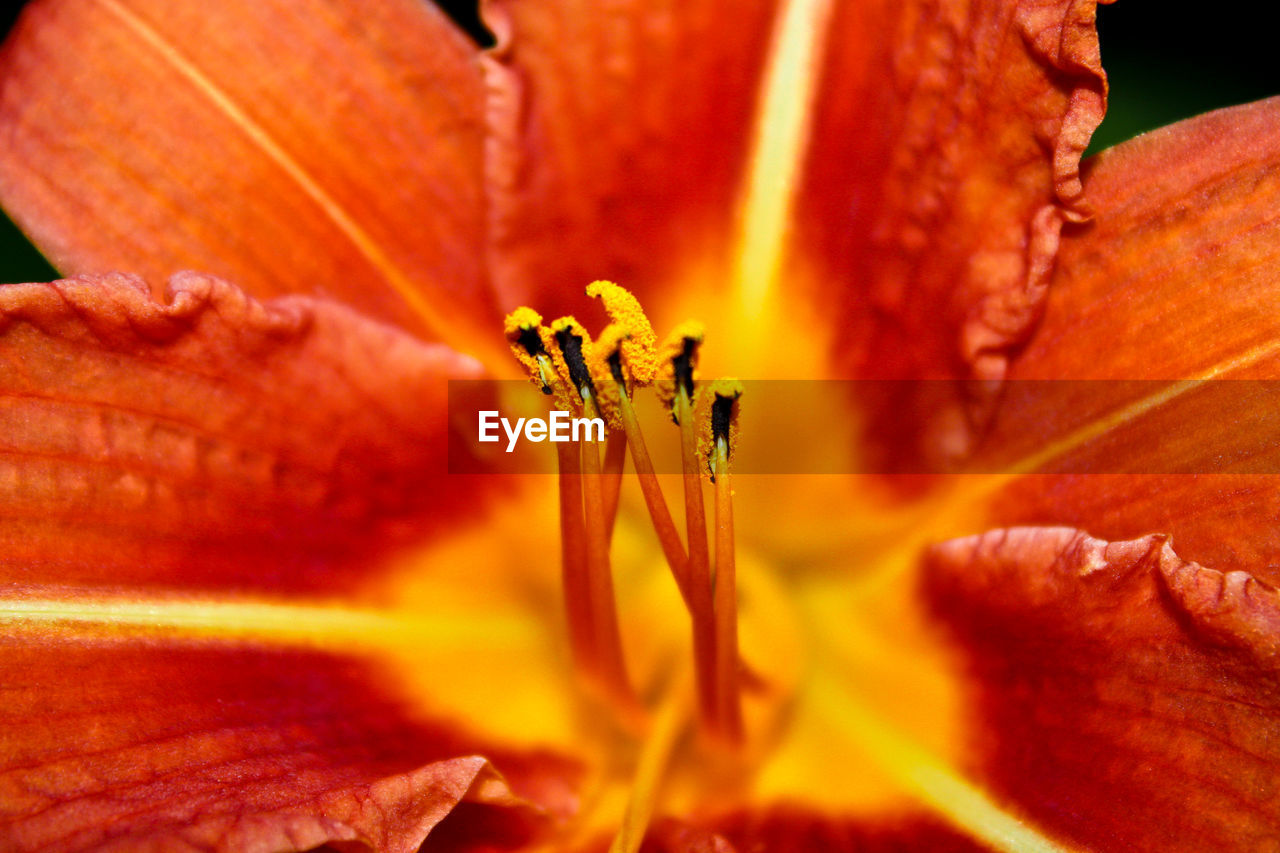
left=2, top=1, right=1279, bottom=851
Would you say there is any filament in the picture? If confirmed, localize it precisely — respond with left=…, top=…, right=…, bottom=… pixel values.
left=712, top=437, right=743, bottom=743
left=556, top=438, right=595, bottom=676
left=676, top=387, right=718, bottom=734
left=601, top=429, right=627, bottom=540
left=579, top=390, right=639, bottom=714
left=616, top=384, right=691, bottom=604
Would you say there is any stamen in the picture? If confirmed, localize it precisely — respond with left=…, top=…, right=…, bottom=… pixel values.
left=662, top=329, right=718, bottom=734
left=504, top=290, right=746, bottom=749
left=702, top=380, right=745, bottom=743
left=506, top=310, right=600, bottom=684
left=550, top=318, right=638, bottom=712
left=591, top=326, right=691, bottom=603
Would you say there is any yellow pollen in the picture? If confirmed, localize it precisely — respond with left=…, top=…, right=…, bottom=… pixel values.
left=586, top=281, right=659, bottom=384
left=502, top=306, right=543, bottom=341
left=586, top=324, right=632, bottom=431
left=546, top=316, right=599, bottom=413
left=697, top=379, right=744, bottom=481
left=655, top=321, right=706, bottom=419
left=503, top=307, right=559, bottom=395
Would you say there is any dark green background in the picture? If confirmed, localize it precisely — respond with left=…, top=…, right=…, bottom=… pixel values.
left=1, top=2, right=1276, bottom=284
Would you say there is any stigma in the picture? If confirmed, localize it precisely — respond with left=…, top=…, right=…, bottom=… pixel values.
left=502, top=283, right=743, bottom=745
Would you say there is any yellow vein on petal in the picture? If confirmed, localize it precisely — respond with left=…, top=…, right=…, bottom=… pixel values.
left=986, top=334, right=1280, bottom=484
left=0, top=596, right=526, bottom=649
left=95, top=0, right=509, bottom=375
left=810, top=677, right=1078, bottom=853
left=851, top=336, right=1280, bottom=595
left=830, top=689, right=1079, bottom=853
left=731, top=0, right=833, bottom=319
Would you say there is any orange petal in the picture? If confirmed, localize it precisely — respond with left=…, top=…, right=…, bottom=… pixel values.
left=480, top=0, right=780, bottom=321
left=737, top=0, right=1105, bottom=469
left=481, top=0, right=1107, bottom=362
left=0, top=0, right=505, bottom=367
left=926, top=527, right=1280, bottom=851
left=1014, top=96, right=1280, bottom=382
left=0, top=272, right=482, bottom=593
left=982, top=98, right=1280, bottom=582
left=644, top=812, right=981, bottom=852
left=801, top=0, right=1108, bottom=382
left=0, top=639, right=576, bottom=852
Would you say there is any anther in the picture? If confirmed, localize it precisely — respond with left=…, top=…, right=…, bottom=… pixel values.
left=698, top=380, right=744, bottom=483
left=586, top=281, right=659, bottom=385
left=503, top=307, right=556, bottom=396
left=656, top=322, right=705, bottom=423
left=549, top=317, right=600, bottom=412
left=586, top=324, right=630, bottom=432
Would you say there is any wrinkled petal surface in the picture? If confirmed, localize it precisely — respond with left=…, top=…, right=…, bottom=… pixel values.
left=0, top=272, right=482, bottom=593
left=983, top=98, right=1280, bottom=583
left=0, top=640, right=573, bottom=852
left=926, top=527, right=1280, bottom=852
left=481, top=0, right=1107, bottom=400
left=0, top=0, right=504, bottom=364
left=803, top=0, right=1109, bottom=468
left=0, top=273, right=577, bottom=851
left=805, top=0, right=1108, bottom=381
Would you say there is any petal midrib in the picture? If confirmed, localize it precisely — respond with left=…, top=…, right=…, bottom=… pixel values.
left=0, top=595, right=527, bottom=648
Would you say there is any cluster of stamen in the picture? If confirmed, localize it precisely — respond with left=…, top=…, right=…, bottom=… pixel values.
left=504, top=282, right=744, bottom=744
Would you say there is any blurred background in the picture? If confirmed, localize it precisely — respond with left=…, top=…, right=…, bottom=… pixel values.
left=1, top=1, right=1277, bottom=285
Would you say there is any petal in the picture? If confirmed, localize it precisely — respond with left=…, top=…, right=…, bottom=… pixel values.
left=480, top=0, right=1107, bottom=368
left=479, top=0, right=780, bottom=322
left=643, top=812, right=982, bottom=852
left=979, top=98, right=1280, bottom=582
left=926, top=527, right=1280, bottom=852
left=802, top=0, right=1108, bottom=382
left=0, top=276, right=586, bottom=849
left=0, top=272, right=481, bottom=593
left=0, top=639, right=575, bottom=852
left=0, top=0, right=505, bottom=367
left=1013, top=96, right=1280, bottom=382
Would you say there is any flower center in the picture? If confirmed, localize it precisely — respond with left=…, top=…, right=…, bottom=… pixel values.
left=503, top=282, right=753, bottom=747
